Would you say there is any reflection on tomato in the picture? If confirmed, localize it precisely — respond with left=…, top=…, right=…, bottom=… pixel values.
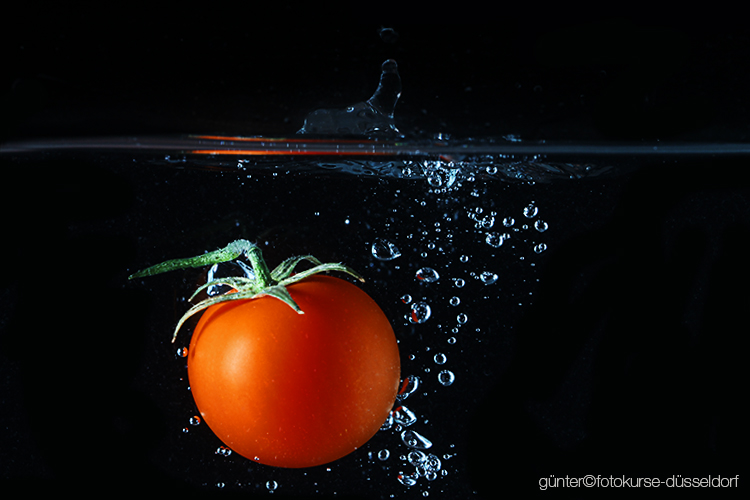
left=187, top=275, right=401, bottom=468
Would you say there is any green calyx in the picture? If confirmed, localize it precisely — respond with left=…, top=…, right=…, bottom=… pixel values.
left=128, top=239, right=363, bottom=342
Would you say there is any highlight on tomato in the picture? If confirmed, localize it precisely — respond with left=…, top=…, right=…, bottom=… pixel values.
left=129, top=240, right=401, bottom=468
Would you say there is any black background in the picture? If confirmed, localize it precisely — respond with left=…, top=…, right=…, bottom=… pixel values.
left=1, top=3, right=748, bottom=498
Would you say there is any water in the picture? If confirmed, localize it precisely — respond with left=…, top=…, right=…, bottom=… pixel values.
left=2, top=133, right=748, bottom=498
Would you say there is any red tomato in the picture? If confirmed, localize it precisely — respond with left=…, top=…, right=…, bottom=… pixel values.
left=186, top=275, right=401, bottom=468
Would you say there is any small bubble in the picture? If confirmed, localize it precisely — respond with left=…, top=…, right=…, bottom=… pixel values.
left=189, top=415, right=201, bottom=426
left=266, top=480, right=278, bottom=492
left=408, top=450, right=427, bottom=465
left=215, top=446, right=232, bottom=457
left=479, top=271, right=498, bottom=285
left=393, top=406, right=417, bottom=426
left=485, top=232, right=504, bottom=248
left=415, top=268, right=440, bottom=283
left=503, top=216, right=515, bottom=227
left=401, top=294, right=413, bottom=304
left=447, top=337, right=456, bottom=344
left=438, top=370, right=455, bottom=386
left=397, top=376, right=421, bottom=401
left=401, top=430, right=433, bottom=449
left=433, top=353, right=447, bottom=365
left=449, top=296, right=460, bottom=306
left=453, top=278, right=465, bottom=288
left=397, top=473, right=418, bottom=487
left=534, top=243, right=548, bottom=254
left=523, top=204, right=538, bottom=218
left=176, top=347, right=188, bottom=358
left=457, top=313, right=468, bottom=325
left=371, top=239, right=401, bottom=260
left=534, top=219, right=548, bottom=232
left=378, top=449, right=390, bottom=461
left=409, top=302, right=431, bottom=324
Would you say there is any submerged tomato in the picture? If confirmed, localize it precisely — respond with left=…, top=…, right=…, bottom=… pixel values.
left=187, top=275, right=401, bottom=468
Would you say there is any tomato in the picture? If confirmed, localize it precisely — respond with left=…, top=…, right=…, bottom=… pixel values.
left=186, top=275, right=400, bottom=468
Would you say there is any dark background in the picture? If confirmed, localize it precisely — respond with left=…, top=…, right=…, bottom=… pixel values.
left=2, top=3, right=748, bottom=498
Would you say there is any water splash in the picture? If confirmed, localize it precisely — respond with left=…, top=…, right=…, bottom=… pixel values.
left=298, top=60, right=402, bottom=137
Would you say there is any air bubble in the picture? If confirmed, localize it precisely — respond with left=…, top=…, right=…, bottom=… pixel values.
left=480, top=271, right=498, bottom=285
left=397, top=376, right=421, bottom=401
left=503, top=216, right=515, bottom=227
left=378, top=449, right=390, bottom=461
left=459, top=255, right=469, bottom=263
left=401, top=294, right=413, bottom=304
left=523, top=204, right=539, bottom=218
left=189, top=415, right=201, bottom=426
left=433, top=353, right=447, bottom=365
left=397, top=473, right=418, bottom=487
left=485, top=232, right=504, bottom=248
left=401, top=430, right=433, bottom=449
left=176, top=347, right=188, bottom=358
left=449, top=296, right=460, bottom=306
left=453, top=278, right=465, bottom=288
left=266, top=481, right=278, bottom=492
left=534, top=243, right=548, bottom=254
left=215, top=446, right=232, bottom=457
left=408, top=450, right=427, bottom=465
left=457, top=313, right=468, bottom=325
left=415, top=267, right=440, bottom=283
left=534, top=219, right=548, bottom=232
left=438, top=370, right=455, bottom=386
left=393, top=406, right=417, bottom=426
left=371, top=238, right=401, bottom=260
left=409, top=302, right=431, bottom=324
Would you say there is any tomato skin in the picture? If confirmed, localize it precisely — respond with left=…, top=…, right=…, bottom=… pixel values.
left=187, top=275, right=400, bottom=468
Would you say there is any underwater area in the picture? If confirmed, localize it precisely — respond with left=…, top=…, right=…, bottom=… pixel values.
left=1, top=9, right=748, bottom=499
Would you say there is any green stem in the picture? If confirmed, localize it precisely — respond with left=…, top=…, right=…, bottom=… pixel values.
left=245, top=245, right=274, bottom=289
left=129, top=239, right=365, bottom=342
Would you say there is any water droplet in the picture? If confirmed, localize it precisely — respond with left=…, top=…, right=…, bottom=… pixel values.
left=378, top=449, right=390, bottom=461
left=215, top=446, right=232, bottom=457
left=372, top=238, right=401, bottom=260
left=479, top=271, right=498, bottom=285
left=409, top=302, right=431, bottom=324
left=176, top=347, right=188, bottom=358
left=266, top=480, right=278, bottom=492
left=457, top=313, right=468, bottom=325
left=189, top=415, right=201, bottom=426
left=401, top=430, right=433, bottom=449
left=415, top=267, right=440, bottom=283
left=438, top=370, right=455, bottom=386
left=433, top=353, right=447, bottom=365
left=534, top=243, right=548, bottom=254
left=397, top=376, right=421, bottom=401
left=393, top=406, right=417, bottom=426
left=449, top=296, right=460, bottom=306
left=523, top=204, right=538, bottom=218
left=485, top=232, right=504, bottom=248
left=534, top=219, right=548, bottom=232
